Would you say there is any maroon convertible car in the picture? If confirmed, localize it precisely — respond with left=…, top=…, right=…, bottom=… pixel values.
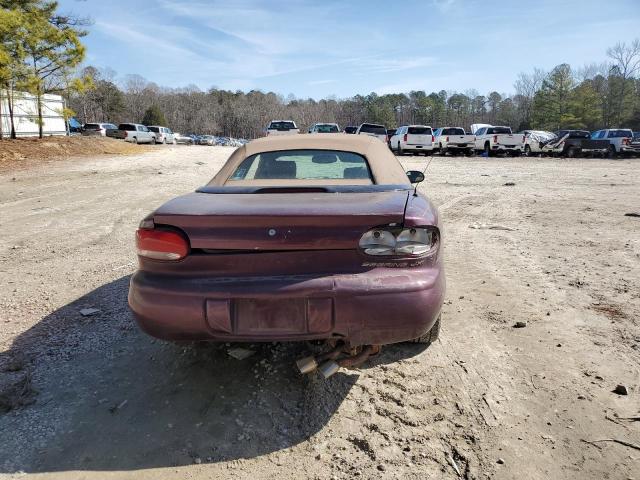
left=128, top=134, right=445, bottom=376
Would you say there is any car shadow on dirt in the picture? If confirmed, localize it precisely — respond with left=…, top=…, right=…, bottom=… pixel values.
left=0, top=276, right=361, bottom=473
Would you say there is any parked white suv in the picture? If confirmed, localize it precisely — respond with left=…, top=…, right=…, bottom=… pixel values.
left=266, top=120, right=299, bottom=136
left=117, top=123, right=157, bottom=144
left=356, top=123, right=387, bottom=142
left=472, top=124, right=524, bottom=156
left=390, top=125, right=434, bottom=155
left=591, top=128, right=639, bottom=156
left=147, top=126, right=176, bottom=144
left=433, top=127, right=474, bottom=155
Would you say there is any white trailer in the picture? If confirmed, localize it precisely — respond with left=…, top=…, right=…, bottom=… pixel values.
left=0, top=90, right=67, bottom=138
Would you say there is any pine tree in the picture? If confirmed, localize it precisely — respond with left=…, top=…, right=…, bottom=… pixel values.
left=141, top=105, right=166, bottom=126
left=21, top=3, right=88, bottom=138
left=0, top=8, right=28, bottom=139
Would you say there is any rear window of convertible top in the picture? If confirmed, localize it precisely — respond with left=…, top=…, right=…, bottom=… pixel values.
left=228, top=149, right=373, bottom=183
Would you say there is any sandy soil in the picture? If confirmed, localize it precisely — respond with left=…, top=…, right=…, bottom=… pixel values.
left=0, top=136, right=146, bottom=171
left=0, top=146, right=638, bottom=479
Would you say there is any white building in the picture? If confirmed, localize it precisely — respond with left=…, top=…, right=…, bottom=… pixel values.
left=0, top=90, right=68, bottom=137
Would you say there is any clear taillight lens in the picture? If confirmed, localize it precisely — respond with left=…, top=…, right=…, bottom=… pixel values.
left=395, top=228, right=434, bottom=255
left=136, top=228, right=189, bottom=261
left=359, top=229, right=396, bottom=255
left=359, top=227, right=438, bottom=257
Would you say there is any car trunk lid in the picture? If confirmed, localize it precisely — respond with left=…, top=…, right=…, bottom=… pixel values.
left=153, top=191, right=409, bottom=251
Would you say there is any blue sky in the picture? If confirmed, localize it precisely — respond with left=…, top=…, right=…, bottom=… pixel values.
left=58, top=0, right=640, bottom=99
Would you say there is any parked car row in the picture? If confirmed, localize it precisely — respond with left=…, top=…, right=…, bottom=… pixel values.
left=258, top=119, right=640, bottom=158
left=194, top=135, right=248, bottom=147
left=80, top=121, right=248, bottom=147
left=520, top=128, right=640, bottom=157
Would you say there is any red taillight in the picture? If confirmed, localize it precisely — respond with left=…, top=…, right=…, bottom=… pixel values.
left=622, top=137, right=630, bottom=145
left=124, top=131, right=128, bottom=138
left=431, top=135, right=435, bottom=143
left=136, top=229, right=189, bottom=261
left=445, top=136, right=449, bottom=142
left=493, top=135, right=498, bottom=143
left=403, top=133, right=407, bottom=142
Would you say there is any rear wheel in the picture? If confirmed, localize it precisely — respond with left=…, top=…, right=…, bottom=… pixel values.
left=608, top=145, right=617, bottom=159
left=439, top=143, right=446, bottom=156
left=151, top=137, right=156, bottom=145
left=524, top=144, right=531, bottom=156
left=397, top=143, right=403, bottom=156
left=484, top=142, right=491, bottom=157
left=410, top=314, right=441, bottom=345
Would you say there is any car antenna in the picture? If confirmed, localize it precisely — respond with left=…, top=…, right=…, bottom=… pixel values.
left=414, top=155, right=434, bottom=197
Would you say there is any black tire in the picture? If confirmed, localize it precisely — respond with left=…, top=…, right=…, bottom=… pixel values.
left=484, top=142, right=491, bottom=157
left=397, top=143, right=403, bottom=156
left=607, top=145, right=617, bottom=159
left=439, top=143, right=446, bottom=156
left=410, top=314, right=441, bottom=344
left=132, top=137, right=138, bottom=144
left=151, top=137, right=156, bottom=145
left=524, top=145, right=531, bottom=156
left=566, top=147, right=577, bottom=158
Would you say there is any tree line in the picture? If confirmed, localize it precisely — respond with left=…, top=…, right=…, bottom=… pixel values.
left=68, top=40, right=640, bottom=139
left=2, top=2, right=639, bottom=139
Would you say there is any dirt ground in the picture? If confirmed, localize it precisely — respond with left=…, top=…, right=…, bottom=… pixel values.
left=0, top=136, right=145, bottom=171
left=0, top=145, right=638, bottom=480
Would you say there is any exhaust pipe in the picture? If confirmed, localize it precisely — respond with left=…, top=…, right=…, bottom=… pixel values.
left=295, top=343, right=343, bottom=374
left=295, top=356, right=318, bottom=374
left=298, top=345, right=380, bottom=379
left=338, top=345, right=377, bottom=369
left=317, top=360, right=340, bottom=379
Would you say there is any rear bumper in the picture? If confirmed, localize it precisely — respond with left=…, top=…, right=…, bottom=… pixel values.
left=444, top=144, right=473, bottom=150
left=128, top=264, right=445, bottom=346
left=620, top=146, right=640, bottom=153
left=404, top=144, right=434, bottom=151
left=491, top=145, right=522, bottom=151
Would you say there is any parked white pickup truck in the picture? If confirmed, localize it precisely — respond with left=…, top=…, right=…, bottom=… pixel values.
left=472, top=124, right=524, bottom=156
left=265, top=120, right=299, bottom=136
left=433, top=127, right=474, bottom=155
left=591, top=128, right=640, bottom=157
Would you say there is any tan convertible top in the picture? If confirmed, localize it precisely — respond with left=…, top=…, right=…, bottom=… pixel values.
left=208, top=133, right=411, bottom=186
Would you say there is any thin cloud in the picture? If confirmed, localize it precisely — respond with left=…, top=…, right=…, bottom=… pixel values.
left=307, top=79, right=336, bottom=86
left=95, top=21, right=200, bottom=59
